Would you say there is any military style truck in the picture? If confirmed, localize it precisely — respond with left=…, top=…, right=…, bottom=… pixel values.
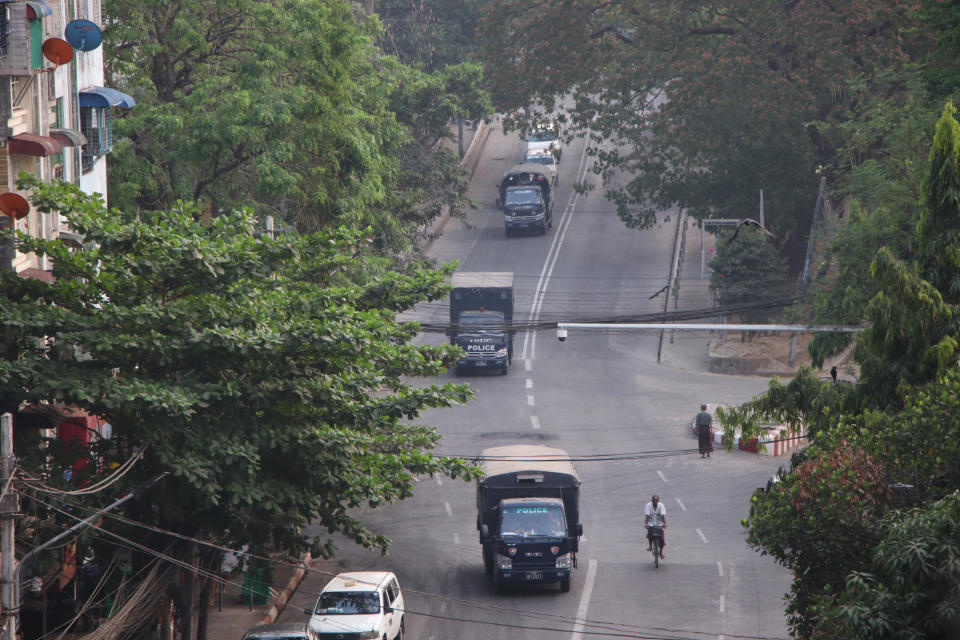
left=449, top=272, right=514, bottom=375
left=476, top=445, right=582, bottom=593
left=496, top=164, right=553, bottom=236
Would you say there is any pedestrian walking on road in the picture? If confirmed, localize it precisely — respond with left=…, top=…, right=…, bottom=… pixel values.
left=696, top=404, right=713, bottom=458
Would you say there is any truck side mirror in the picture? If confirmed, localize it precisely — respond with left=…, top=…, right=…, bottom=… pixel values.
left=575, top=523, right=583, bottom=537
left=480, top=524, right=490, bottom=538
left=383, top=603, right=393, bottom=614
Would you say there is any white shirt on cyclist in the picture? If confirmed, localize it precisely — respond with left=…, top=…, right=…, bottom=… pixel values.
left=644, top=501, right=666, bottom=527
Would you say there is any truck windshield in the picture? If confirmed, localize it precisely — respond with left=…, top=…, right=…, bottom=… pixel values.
left=500, top=505, right=566, bottom=537
left=529, top=129, right=558, bottom=142
left=459, top=311, right=505, bottom=327
left=313, top=592, right=380, bottom=615
left=525, top=154, right=554, bottom=166
left=504, top=188, right=542, bottom=206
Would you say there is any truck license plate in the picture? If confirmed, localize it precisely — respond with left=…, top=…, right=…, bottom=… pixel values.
left=525, top=571, right=542, bottom=580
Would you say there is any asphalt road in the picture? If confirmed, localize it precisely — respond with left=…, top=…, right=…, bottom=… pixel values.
left=280, top=120, right=793, bottom=640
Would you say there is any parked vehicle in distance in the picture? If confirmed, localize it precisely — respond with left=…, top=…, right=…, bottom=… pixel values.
left=525, top=123, right=562, bottom=161
left=243, top=623, right=319, bottom=640
left=523, top=149, right=558, bottom=185
left=306, top=572, right=405, bottom=640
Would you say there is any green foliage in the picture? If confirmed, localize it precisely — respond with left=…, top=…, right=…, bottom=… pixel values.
left=708, top=226, right=792, bottom=322
left=478, top=0, right=923, bottom=238
left=733, top=102, right=960, bottom=637
left=103, top=0, right=490, bottom=254
left=1, top=176, right=479, bottom=565
left=375, top=0, right=489, bottom=71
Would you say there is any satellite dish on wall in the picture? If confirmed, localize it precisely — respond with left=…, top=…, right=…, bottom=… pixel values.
left=64, top=19, right=103, bottom=52
left=41, top=38, right=74, bottom=69
left=0, top=192, right=30, bottom=229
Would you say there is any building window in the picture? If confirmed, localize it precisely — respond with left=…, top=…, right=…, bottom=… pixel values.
left=79, top=106, right=112, bottom=174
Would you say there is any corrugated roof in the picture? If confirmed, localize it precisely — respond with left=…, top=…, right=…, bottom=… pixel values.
left=480, top=445, right=579, bottom=480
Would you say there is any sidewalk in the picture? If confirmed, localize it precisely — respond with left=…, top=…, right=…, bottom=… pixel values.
left=203, top=554, right=310, bottom=639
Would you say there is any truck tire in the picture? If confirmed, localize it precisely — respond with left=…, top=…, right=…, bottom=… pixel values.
left=483, top=550, right=493, bottom=575
left=560, top=578, right=571, bottom=593
left=505, top=226, right=512, bottom=237
left=493, top=573, right=504, bottom=594
left=500, top=364, right=508, bottom=375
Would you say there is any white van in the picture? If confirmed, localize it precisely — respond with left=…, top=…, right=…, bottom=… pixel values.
left=306, top=572, right=405, bottom=640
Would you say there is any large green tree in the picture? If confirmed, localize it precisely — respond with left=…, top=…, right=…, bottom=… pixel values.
left=477, top=0, right=926, bottom=246
left=727, top=102, right=960, bottom=637
left=0, top=176, right=477, bottom=636
left=104, top=0, right=489, bottom=254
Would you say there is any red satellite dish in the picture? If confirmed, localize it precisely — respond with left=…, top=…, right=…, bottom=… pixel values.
left=41, top=38, right=75, bottom=69
left=0, top=193, right=30, bottom=219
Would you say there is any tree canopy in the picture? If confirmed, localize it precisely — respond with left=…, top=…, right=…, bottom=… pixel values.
left=1, top=176, right=478, bottom=580
left=726, top=102, right=960, bottom=638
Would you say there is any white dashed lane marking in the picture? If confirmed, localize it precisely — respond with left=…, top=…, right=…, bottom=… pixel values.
left=525, top=359, right=532, bottom=371
left=696, top=528, right=708, bottom=544
left=453, top=533, right=460, bottom=545
left=526, top=378, right=533, bottom=388
left=657, top=470, right=667, bottom=483
left=527, top=395, right=536, bottom=407
left=531, top=415, right=541, bottom=430
left=444, top=502, right=452, bottom=517
left=717, top=561, right=723, bottom=576
left=675, top=497, right=686, bottom=511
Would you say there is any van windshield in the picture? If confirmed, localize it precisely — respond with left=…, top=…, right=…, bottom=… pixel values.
left=528, top=129, right=558, bottom=142
left=313, top=591, right=380, bottom=615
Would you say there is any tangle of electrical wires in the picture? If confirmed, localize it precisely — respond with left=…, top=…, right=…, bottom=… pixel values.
left=18, top=445, right=148, bottom=496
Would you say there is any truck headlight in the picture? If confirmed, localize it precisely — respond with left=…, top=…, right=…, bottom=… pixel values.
left=496, top=554, right=512, bottom=570
left=555, top=553, right=573, bottom=569
left=496, top=347, right=508, bottom=357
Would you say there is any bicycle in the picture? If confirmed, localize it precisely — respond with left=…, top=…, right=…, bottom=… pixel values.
left=647, top=526, right=664, bottom=568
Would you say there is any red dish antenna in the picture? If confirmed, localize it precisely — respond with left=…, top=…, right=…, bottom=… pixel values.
left=0, top=192, right=30, bottom=229
left=41, top=38, right=74, bottom=70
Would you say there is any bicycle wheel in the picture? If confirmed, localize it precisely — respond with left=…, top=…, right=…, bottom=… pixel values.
left=653, top=538, right=660, bottom=568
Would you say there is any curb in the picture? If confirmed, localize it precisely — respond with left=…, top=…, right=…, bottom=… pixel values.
left=421, top=119, right=494, bottom=253
left=260, top=553, right=312, bottom=624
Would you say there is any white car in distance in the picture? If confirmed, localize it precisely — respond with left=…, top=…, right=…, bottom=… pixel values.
left=306, top=571, right=405, bottom=640
left=525, top=124, right=562, bottom=162
left=524, top=149, right=558, bottom=185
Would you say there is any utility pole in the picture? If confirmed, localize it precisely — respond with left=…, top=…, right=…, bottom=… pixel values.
left=1, top=413, right=20, bottom=640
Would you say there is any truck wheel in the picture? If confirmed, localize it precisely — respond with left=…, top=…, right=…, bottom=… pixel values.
left=500, top=365, right=508, bottom=375
left=505, top=226, right=512, bottom=237
left=483, top=550, right=493, bottom=575
left=493, top=573, right=504, bottom=594
left=560, top=578, right=571, bottom=593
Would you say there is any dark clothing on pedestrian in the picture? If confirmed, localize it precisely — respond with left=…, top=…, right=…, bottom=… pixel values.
left=696, top=410, right=714, bottom=456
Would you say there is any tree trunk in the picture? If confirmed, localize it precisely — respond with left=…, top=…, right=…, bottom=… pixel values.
left=195, top=548, right=220, bottom=640
left=181, top=543, right=197, bottom=640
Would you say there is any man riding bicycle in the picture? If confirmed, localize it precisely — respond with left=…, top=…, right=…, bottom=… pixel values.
left=644, top=494, right=667, bottom=559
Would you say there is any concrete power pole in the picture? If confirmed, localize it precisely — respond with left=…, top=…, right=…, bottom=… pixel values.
left=1, top=413, right=19, bottom=640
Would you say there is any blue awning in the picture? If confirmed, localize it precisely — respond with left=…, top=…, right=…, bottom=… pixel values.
left=79, top=87, right=136, bottom=109
left=25, top=1, right=53, bottom=18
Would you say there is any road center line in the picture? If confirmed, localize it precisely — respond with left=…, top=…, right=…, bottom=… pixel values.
left=675, top=497, right=687, bottom=511
left=453, top=533, right=460, bottom=545
left=521, top=131, right=593, bottom=361
left=717, top=561, right=723, bottom=577
left=657, top=470, right=667, bottom=483
left=435, top=476, right=443, bottom=487
left=570, top=558, right=598, bottom=640
left=526, top=378, right=533, bottom=388
left=719, top=594, right=725, bottom=613
left=697, top=528, right=708, bottom=544
left=444, top=502, right=452, bottom=517
left=524, top=358, right=532, bottom=371
left=531, top=415, right=541, bottom=430
left=527, top=394, right=536, bottom=407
